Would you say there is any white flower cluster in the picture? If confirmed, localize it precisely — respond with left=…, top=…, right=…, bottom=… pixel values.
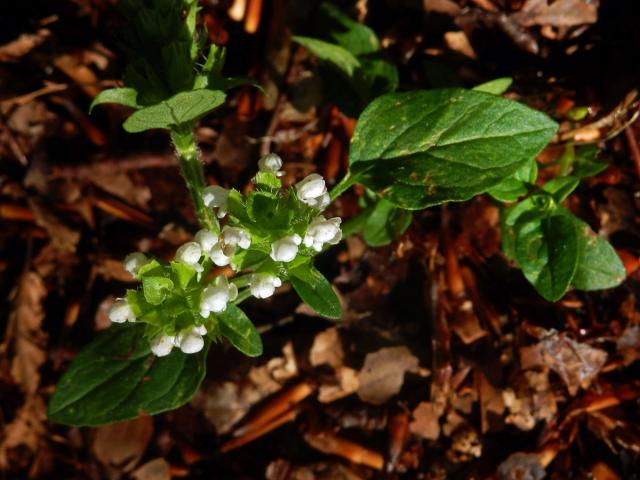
left=150, top=324, right=208, bottom=357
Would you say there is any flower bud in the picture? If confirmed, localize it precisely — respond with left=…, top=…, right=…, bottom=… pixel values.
left=249, top=273, right=282, bottom=299
left=108, top=298, right=135, bottom=323
left=195, top=229, right=218, bottom=254
left=175, top=328, right=205, bottom=354
left=124, top=252, right=150, bottom=277
left=150, top=334, right=175, bottom=357
left=258, top=153, right=284, bottom=176
left=270, top=234, right=302, bottom=262
left=176, top=242, right=202, bottom=266
left=303, top=216, right=342, bottom=252
left=210, top=242, right=232, bottom=267
left=221, top=226, right=251, bottom=255
left=202, top=185, right=229, bottom=218
left=295, top=174, right=327, bottom=208
left=200, top=275, right=238, bottom=317
left=195, top=324, right=208, bottom=335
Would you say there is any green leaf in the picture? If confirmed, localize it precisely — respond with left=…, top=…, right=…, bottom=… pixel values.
left=362, top=198, right=412, bottom=246
left=318, top=2, right=380, bottom=56
left=218, top=305, right=263, bottom=357
left=567, top=216, right=626, bottom=290
left=47, top=324, right=208, bottom=426
left=142, top=276, right=174, bottom=305
left=515, top=213, right=579, bottom=301
left=488, top=158, right=537, bottom=202
left=254, top=171, right=281, bottom=190
left=123, top=89, right=226, bottom=133
left=171, top=261, right=197, bottom=290
left=572, top=145, right=608, bottom=178
left=289, top=264, right=341, bottom=319
left=541, top=176, right=579, bottom=202
left=90, top=88, right=139, bottom=112
left=293, top=36, right=361, bottom=78
left=349, top=88, right=558, bottom=209
left=473, top=77, right=513, bottom=95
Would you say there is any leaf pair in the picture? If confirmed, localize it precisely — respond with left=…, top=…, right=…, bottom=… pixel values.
left=502, top=179, right=625, bottom=301
left=293, top=3, right=398, bottom=115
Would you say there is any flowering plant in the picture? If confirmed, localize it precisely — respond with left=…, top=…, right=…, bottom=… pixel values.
left=48, top=0, right=625, bottom=426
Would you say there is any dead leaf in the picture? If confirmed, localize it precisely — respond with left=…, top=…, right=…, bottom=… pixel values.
left=357, top=346, right=419, bottom=405
left=477, top=372, right=504, bottom=433
left=537, top=331, right=608, bottom=395
left=131, top=458, right=171, bottom=480
left=514, top=0, right=599, bottom=28
left=4, top=271, right=48, bottom=394
left=410, top=402, right=441, bottom=440
left=92, top=416, right=154, bottom=472
left=0, top=395, right=48, bottom=472
left=497, top=452, right=546, bottom=480
left=444, top=31, right=477, bottom=59
left=318, top=366, right=359, bottom=403
left=192, top=343, right=294, bottom=434
left=266, top=341, right=298, bottom=381
left=310, top=327, right=343, bottom=369
left=0, top=29, right=50, bottom=62
left=27, top=197, right=80, bottom=253
left=451, top=306, right=487, bottom=345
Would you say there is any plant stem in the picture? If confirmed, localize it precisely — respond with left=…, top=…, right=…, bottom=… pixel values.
left=329, top=171, right=358, bottom=202
left=233, top=287, right=253, bottom=305
left=170, top=128, right=219, bottom=233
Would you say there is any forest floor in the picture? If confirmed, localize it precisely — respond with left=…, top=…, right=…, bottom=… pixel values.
left=1, top=0, right=640, bottom=479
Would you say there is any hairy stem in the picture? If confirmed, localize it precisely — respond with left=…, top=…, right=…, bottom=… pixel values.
left=171, top=128, right=219, bottom=233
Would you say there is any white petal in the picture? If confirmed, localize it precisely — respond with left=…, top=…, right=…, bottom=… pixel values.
left=124, top=252, right=149, bottom=276
left=150, top=335, right=174, bottom=357
left=176, top=242, right=202, bottom=265
left=258, top=153, right=283, bottom=173
left=195, top=229, right=218, bottom=253
left=108, top=299, right=135, bottom=323
left=178, top=332, right=204, bottom=354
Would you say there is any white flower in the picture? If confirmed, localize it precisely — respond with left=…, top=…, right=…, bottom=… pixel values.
left=270, top=234, right=302, bottom=262
left=200, top=275, right=238, bottom=317
left=303, top=216, right=342, bottom=252
left=221, top=226, right=251, bottom=255
left=194, top=324, right=208, bottom=335
left=210, top=242, right=232, bottom=266
left=175, top=327, right=205, bottom=354
left=296, top=173, right=328, bottom=208
left=124, top=252, right=150, bottom=277
left=194, top=229, right=218, bottom=254
left=150, top=334, right=175, bottom=357
left=202, top=185, right=229, bottom=218
left=258, top=153, right=284, bottom=177
left=108, top=298, right=135, bottom=323
left=176, top=242, right=203, bottom=272
left=249, top=273, right=282, bottom=299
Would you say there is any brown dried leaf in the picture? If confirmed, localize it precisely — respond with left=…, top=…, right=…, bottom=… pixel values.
left=5, top=271, right=48, bottom=394
left=0, top=29, right=50, bottom=62
left=537, top=332, right=608, bottom=395
left=497, top=452, right=546, bottom=480
left=318, top=366, right=359, bottom=403
left=357, top=346, right=419, bottom=405
left=131, top=458, right=171, bottom=480
left=27, top=197, right=80, bottom=253
left=310, top=327, right=344, bottom=369
left=92, top=416, right=154, bottom=472
left=514, top=0, right=599, bottom=27
left=410, top=402, right=441, bottom=440
left=0, top=395, right=48, bottom=472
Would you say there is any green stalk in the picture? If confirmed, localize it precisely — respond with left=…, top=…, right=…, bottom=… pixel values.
left=233, top=288, right=253, bottom=305
left=170, top=127, right=219, bottom=233
left=329, top=170, right=358, bottom=202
